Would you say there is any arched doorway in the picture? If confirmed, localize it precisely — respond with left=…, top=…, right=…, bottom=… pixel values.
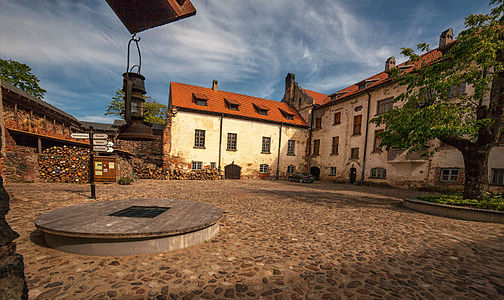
left=310, top=166, right=320, bottom=181
left=225, top=164, right=241, bottom=179
left=349, top=167, right=357, bottom=184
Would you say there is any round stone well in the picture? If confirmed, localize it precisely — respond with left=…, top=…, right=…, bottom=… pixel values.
left=34, top=198, right=223, bottom=256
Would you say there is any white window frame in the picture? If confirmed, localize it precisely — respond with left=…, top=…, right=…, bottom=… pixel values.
left=192, top=161, right=203, bottom=170
left=227, top=133, right=237, bottom=151
left=440, top=168, right=459, bottom=182
left=259, top=164, right=269, bottom=173
left=262, top=137, right=271, bottom=153
left=194, top=129, right=205, bottom=147
left=210, top=162, right=216, bottom=169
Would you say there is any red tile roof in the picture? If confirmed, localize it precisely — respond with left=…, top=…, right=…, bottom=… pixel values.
left=303, top=89, right=328, bottom=105
left=170, top=82, right=308, bottom=127
left=319, top=46, right=445, bottom=106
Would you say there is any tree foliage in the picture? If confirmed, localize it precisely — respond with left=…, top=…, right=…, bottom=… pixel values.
left=105, top=89, right=167, bottom=124
left=0, top=58, right=46, bottom=99
left=372, top=0, right=504, bottom=199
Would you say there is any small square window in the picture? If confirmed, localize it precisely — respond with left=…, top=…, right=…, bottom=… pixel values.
left=192, top=161, right=203, bottom=170
left=260, top=164, right=269, bottom=173
left=329, top=167, right=337, bottom=176
left=210, top=162, right=216, bottom=169
left=287, top=165, right=295, bottom=174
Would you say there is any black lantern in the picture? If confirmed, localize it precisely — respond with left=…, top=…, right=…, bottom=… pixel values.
left=117, top=36, right=155, bottom=141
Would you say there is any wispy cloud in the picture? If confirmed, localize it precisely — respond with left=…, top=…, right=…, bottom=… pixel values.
left=0, top=0, right=489, bottom=116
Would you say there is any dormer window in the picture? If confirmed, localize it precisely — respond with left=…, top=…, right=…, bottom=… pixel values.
left=253, top=103, right=269, bottom=116
left=331, top=91, right=346, bottom=101
left=279, top=108, right=294, bottom=120
left=224, top=98, right=240, bottom=111
left=193, top=93, right=209, bottom=106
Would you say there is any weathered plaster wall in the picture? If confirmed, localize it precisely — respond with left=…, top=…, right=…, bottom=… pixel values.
left=167, top=110, right=308, bottom=178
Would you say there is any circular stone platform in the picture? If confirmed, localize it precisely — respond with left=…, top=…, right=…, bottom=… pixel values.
left=34, top=198, right=223, bottom=256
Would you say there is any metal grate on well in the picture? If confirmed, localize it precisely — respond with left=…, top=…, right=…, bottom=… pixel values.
left=108, top=206, right=170, bottom=218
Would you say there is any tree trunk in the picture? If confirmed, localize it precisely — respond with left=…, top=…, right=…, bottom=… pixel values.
left=461, top=148, right=490, bottom=200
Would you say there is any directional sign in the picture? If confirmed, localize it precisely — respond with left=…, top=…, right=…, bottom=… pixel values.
left=93, top=134, right=108, bottom=139
left=92, top=146, right=108, bottom=152
left=93, top=140, right=108, bottom=146
left=71, top=133, right=89, bottom=139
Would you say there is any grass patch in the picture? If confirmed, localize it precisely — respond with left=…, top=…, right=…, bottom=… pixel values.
left=418, top=192, right=504, bottom=211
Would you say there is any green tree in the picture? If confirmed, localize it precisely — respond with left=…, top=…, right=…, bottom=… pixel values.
left=373, top=0, right=504, bottom=200
left=105, top=89, right=167, bottom=124
left=0, top=58, right=46, bottom=99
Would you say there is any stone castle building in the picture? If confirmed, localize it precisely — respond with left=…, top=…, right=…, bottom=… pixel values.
left=164, top=28, right=504, bottom=190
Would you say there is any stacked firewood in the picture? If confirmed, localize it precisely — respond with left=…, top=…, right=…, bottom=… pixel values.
left=38, top=146, right=90, bottom=183
left=134, top=165, right=220, bottom=180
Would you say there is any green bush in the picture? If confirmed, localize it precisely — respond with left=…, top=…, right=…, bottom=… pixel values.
left=118, top=176, right=134, bottom=185
left=418, top=192, right=504, bottom=211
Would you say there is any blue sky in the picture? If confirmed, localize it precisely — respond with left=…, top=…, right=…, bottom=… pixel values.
left=0, top=0, right=491, bottom=123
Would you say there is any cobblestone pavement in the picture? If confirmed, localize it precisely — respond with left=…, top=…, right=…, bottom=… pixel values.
left=5, top=180, right=504, bottom=300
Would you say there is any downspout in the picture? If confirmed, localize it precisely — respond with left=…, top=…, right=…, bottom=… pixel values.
left=360, top=91, right=372, bottom=185
left=307, top=108, right=315, bottom=172
left=276, top=123, right=282, bottom=179
left=218, top=114, right=223, bottom=179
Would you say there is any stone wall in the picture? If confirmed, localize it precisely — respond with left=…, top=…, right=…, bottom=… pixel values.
left=4, top=131, right=38, bottom=183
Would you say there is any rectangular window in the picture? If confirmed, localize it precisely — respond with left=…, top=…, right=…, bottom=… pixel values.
left=498, top=131, right=504, bottom=144
left=314, top=117, right=322, bottom=129
left=210, top=162, right=216, bottom=169
left=313, top=139, right=320, bottom=156
left=374, top=129, right=384, bottom=152
left=260, top=164, right=269, bottom=173
left=192, top=161, right=202, bottom=170
left=448, top=81, right=467, bottom=98
left=329, top=167, right=337, bottom=176
left=227, top=133, right=237, bottom=151
left=491, top=169, right=504, bottom=186
left=353, top=115, right=362, bottom=135
left=262, top=137, right=271, bottom=153
left=287, top=140, right=295, bottom=156
left=287, top=165, right=295, bottom=174
left=377, top=98, right=394, bottom=115
left=440, top=168, right=459, bottom=182
left=195, top=99, right=207, bottom=106
left=194, top=129, right=205, bottom=148
left=370, top=167, right=387, bottom=179
left=351, top=148, right=359, bottom=159
left=331, top=136, right=339, bottom=155
left=333, top=112, right=341, bottom=125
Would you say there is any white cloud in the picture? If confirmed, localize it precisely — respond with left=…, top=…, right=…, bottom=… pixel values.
left=78, top=115, right=116, bottom=123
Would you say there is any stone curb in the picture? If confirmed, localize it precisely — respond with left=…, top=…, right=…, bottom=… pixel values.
left=402, top=198, right=504, bottom=224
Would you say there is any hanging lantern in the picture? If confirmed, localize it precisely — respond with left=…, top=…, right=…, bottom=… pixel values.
left=117, top=36, right=155, bottom=141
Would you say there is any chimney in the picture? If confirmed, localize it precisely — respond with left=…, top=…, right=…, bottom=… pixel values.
left=439, top=28, right=454, bottom=48
left=212, top=80, right=218, bottom=91
left=283, top=73, right=296, bottom=104
left=385, top=56, right=396, bottom=73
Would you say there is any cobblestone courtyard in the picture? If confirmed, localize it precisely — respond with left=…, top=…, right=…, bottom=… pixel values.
left=6, top=180, right=504, bottom=300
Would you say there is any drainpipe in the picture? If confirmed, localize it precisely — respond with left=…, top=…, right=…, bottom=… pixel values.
left=307, top=108, right=314, bottom=172
left=276, top=123, right=282, bottom=179
left=218, top=114, right=223, bottom=179
left=360, top=91, right=372, bottom=185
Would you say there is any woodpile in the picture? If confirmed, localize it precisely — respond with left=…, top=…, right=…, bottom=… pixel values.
left=134, top=165, right=220, bottom=180
left=38, top=146, right=90, bottom=183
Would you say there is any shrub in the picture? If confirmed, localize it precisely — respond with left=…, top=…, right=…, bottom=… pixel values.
left=118, top=176, right=134, bottom=185
left=418, top=192, right=504, bottom=211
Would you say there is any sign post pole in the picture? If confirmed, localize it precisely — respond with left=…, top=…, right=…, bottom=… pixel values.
left=89, top=126, right=96, bottom=199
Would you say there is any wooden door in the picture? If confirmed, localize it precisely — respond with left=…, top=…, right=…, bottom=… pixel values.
left=225, top=164, right=241, bottom=179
